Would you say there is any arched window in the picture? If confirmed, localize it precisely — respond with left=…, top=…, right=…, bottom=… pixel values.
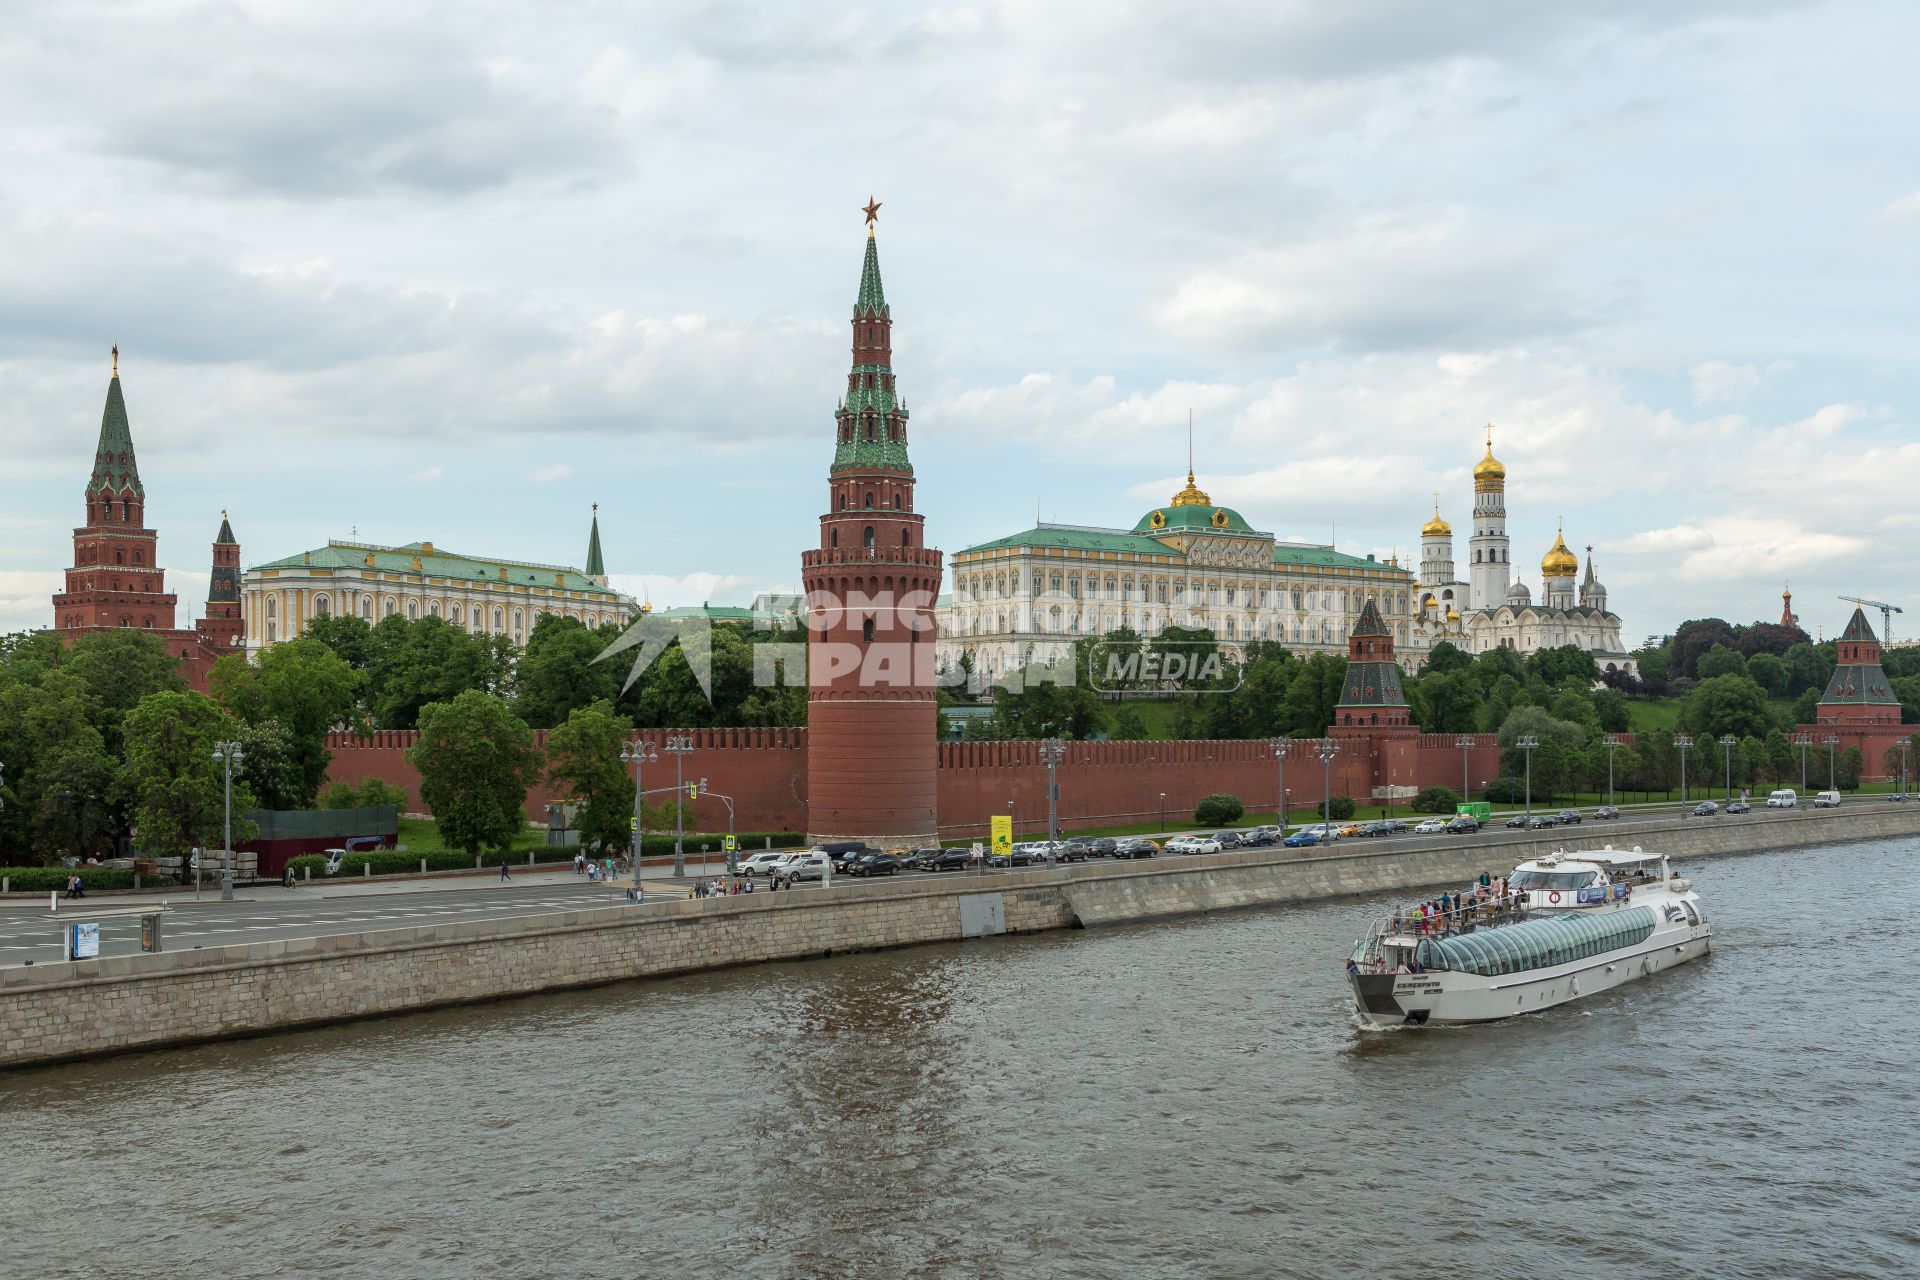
left=114, top=550, right=124, bottom=564
left=133, top=550, right=143, bottom=564
left=407, top=600, right=419, bottom=620
left=863, top=526, right=875, bottom=549
left=864, top=492, right=874, bottom=509
left=838, top=493, right=847, bottom=510
left=266, top=596, right=277, bottom=619
left=830, top=529, right=838, bottom=547
left=493, top=607, right=503, bottom=630
left=315, top=595, right=330, bottom=616
left=902, top=528, right=911, bottom=547
left=893, top=494, right=901, bottom=509
left=361, top=595, right=373, bottom=619
left=384, top=598, right=397, bottom=617
left=862, top=618, right=874, bottom=643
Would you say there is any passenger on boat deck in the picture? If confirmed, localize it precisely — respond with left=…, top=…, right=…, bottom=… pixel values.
left=1395, top=961, right=1411, bottom=974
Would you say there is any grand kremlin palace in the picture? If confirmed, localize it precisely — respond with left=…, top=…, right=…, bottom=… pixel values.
left=935, top=430, right=1634, bottom=680
left=936, top=469, right=1419, bottom=682
left=240, top=511, right=637, bottom=649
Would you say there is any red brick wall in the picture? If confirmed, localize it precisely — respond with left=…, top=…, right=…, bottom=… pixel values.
left=323, top=727, right=810, bottom=831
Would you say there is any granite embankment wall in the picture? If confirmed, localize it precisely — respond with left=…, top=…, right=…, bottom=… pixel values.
left=6, top=806, right=1915, bottom=1069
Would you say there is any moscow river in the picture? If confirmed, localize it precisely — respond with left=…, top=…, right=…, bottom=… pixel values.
left=5, top=838, right=1917, bottom=1279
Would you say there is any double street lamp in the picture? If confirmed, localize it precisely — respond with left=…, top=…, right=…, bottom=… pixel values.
left=620, top=738, right=658, bottom=900
left=1718, top=734, right=1737, bottom=802
left=1270, top=738, right=1288, bottom=826
left=1315, top=738, right=1338, bottom=832
left=211, top=740, right=244, bottom=902
left=663, top=734, right=695, bottom=876
left=1793, top=733, right=1812, bottom=792
left=1675, top=734, right=1694, bottom=806
left=1516, top=735, right=1539, bottom=822
left=1603, top=733, right=1622, bottom=808
left=1455, top=735, right=1475, bottom=805
left=1824, top=734, right=1840, bottom=791
left=1038, top=739, right=1066, bottom=864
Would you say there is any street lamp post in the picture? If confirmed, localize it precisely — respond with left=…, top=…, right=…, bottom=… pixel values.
left=1603, top=734, right=1621, bottom=808
left=1718, top=735, right=1736, bottom=803
left=1315, top=738, right=1338, bottom=832
left=1901, top=738, right=1911, bottom=798
left=620, top=739, right=658, bottom=901
left=1794, top=733, right=1811, bottom=792
left=1270, top=738, right=1288, bottom=826
left=211, top=740, right=244, bottom=902
left=1038, top=739, right=1066, bottom=864
left=1824, top=734, right=1840, bottom=791
left=1517, top=735, right=1539, bottom=823
left=1455, top=735, right=1474, bottom=805
left=1159, top=792, right=1166, bottom=833
left=662, top=734, right=695, bottom=876
left=1675, top=734, right=1693, bottom=806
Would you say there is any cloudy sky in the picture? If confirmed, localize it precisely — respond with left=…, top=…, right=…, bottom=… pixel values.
left=2, top=1, right=1916, bottom=642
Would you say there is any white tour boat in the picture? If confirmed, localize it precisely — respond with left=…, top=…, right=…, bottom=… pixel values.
left=1347, top=846, right=1712, bottom=1028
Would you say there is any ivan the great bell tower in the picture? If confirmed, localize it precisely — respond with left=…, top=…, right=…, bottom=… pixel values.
left=800, top=201, right=942, bottom=846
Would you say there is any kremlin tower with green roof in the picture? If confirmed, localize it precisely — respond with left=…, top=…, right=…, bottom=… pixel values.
left=801, top=201, right=942, bottom=845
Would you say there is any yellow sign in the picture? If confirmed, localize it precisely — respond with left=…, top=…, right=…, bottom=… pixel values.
left=990, top=815, right=1012, bottom=858
left=629, top=817, right=637, bottom=831
left=687, top=783, right=698, bottom=799
left=723, top=835, right=737, bottom=852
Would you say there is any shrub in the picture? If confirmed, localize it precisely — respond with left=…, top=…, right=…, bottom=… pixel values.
left=1326, top=796, right=1356, bottom=820
left=1483, top=776, right=1528, bottom=804
left=0, top=866, right=152, bottom=891
left=1193, top=793, right=1244, bottom=826
left=1411, top=786, right=1462, bottom=814
left=281, top=832, right=807, bottom=877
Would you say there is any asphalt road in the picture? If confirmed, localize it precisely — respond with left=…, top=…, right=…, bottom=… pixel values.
left=0, top=802, right=1878, bottom=968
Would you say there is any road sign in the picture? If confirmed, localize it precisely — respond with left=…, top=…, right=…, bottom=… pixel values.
left=68, top=922, right=100, bottom=961
left=989, top=815, right=1012, bottom=858
left=723, top=835, right=737, bottom=852
left=629, top=816, right=638, bottom=831
left=687, top=783, right=698, bottom=799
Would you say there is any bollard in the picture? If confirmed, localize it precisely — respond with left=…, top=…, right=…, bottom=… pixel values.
left=421, top=858, right=428, bottom=874
left=303, top=866, right=310, bottom=881
left=134, top=872, right=141, bottom=890
left=2, top=876, right=8, bottom=893
left=527, top=850, right=534, bottom=866
left=363, top=862, right=370, bottom=878
left=474, top=856, right=481, bottom=870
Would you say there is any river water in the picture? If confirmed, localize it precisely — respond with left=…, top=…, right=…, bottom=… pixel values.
left=4, top=839, right=1917, bottom=1279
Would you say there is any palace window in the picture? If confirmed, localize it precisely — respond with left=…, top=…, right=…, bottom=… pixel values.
left=863, top=526, right=875, bottom=549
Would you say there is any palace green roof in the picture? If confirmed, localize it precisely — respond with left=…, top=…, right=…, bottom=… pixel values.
left=955, top=524, right=1414, bottom=577
left=251, top=541, right=621, bottom=597
left=1130, top=504, right=1255, bottom=534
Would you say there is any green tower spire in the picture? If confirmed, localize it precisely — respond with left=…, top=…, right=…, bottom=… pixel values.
left=585, top=503, right=605, bottom=579
left=88, top=345, right=143, bottom=496
left=854, top=231, right=888, bottom=319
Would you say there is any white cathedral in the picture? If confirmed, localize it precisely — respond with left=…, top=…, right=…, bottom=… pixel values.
left=1406, top=428, right=1636, bottom=676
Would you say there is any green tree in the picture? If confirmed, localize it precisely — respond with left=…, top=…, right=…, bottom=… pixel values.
left=304, top=614, right=376, bottom=673
left=120, top=691, right=256, bottom=863
left=1497, top=705, right=1588, bottom=804
left=63, top=630, right=186, bottom=754
left=515, top=615, right=623, bottom=729
left=1681, top=674, right=1773, bottom=741
left=1782, top=642, right=1833, bottom=697
left=1836, top=746, right=1864, bottom=790
left=1109, top=704, right=1149, bottom=740
left=210, top=637, right=363, bottom=803
left=1747, top=652, right=1788, bottom=695
left=1591, top=688, right=1631, bottom=732
left=1411, top=785, right=1461, bottom=814
left=318, top=777, right=409, bottom=810
left=236, top=719, right=308, bottom=811
left=0, top=672, right=118, bottom=861
left=1671, top=619, right=1739, bottom=680
left=1423, top=640, right=1472, bottom=674
left=1882, top=734, right=1919, bottom=788
left=1194, top=793, right=1243, bottom=825
left=1278, top=653, right=1346, bottom=736
left=993, top=639, right=1108, bottom=739
left=409, top=692, right=542, bottom=856
left=1527, top=644, right=1600, bottom=687
left=545, top=700, right=635, bottom=854
left=366, top=615, right=508, bottom=730
left=1632, top=641, right=1672, bottom=684
left=1414, top=668, right=1481, bottom=733
left=1764, top=729, right=1794, bottom=785
left=1696, top=645, right=1749, bottom=680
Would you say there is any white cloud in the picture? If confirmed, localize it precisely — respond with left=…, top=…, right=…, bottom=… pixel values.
left=1691, top=360, right=1762, bottom=404
left=0, top=570, right=62, bottom=633
left=532, top=464, right=573, bottom=484
left=1607, top=525, right=1715, bottom=554
left=1789, top=402, right=1866, bottom=438
left=1872, top=191, right=1920, bottom=225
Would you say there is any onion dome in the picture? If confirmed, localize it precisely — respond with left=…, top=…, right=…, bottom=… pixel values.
left=1422, top=498, right=1452, bottom=538
left=1169, top=469, right=1212, bottom=507
left=1446, top=606, right=1460, bottom=622
left=1507, top=580, right=1531, bottom=603
left=1473, top=425, right=1506, bottom=492
left=1541, top=527, right=1578, bottom=578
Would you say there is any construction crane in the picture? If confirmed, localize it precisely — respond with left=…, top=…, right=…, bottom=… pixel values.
left=1839, top=595, right=1903, bottom=644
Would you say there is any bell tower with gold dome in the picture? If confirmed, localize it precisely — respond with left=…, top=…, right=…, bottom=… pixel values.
left=1467, top=425, right=1510, bottom=612
left=1541, top=524, right=1578, bottom=609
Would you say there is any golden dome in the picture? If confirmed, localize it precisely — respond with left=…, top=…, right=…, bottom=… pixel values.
left=1169, top=469, right=1212, bottom=507
left=1421, top=497, right=1452, bottom=538
left=1541, top=528, right=1578, bottom=578
left=1446, top=606, right=1460, bottom=622
left=1473, top=424, right=1506, bottom=492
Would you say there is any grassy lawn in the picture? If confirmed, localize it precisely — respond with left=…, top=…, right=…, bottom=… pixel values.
left=396, top=817, right=546, bottom=855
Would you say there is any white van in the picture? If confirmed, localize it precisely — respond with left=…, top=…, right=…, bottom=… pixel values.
left=1814, top=790, right=1842, bottom=808
left=1766, top=789, right=1798, bottom=808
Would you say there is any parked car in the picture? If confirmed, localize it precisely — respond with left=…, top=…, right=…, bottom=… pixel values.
left=1113, top=838, right=1158, bottom=859
left=1691, top=801, right=1719, bottom=817
left=1814, top=790, right=1842, bottom=808
left=1767, top=789, right=1798, bottom=808
left=1369, top=820, right=1409, bottom=837
left=1212, top=831, right=1243, bottom=850
left=1282, top=829, right=1323, bottom=848
left=1166, top=835, right=1221, bottom=855
left=738, top=851, right=788, bottom=877
left=1525, top=814, right=1558, bottom=829
left=1888, top=793, right=1911, bottom=803
left=1505, top=815, right=1531, bottom=829
left=1445, top=816, right=1480, bottom=834
left=848, top=852, right=903, bottom=876
left=1062, top=837, right=1099, bottom=861
left=1240, top=826, right=1281, bottom=847
left=1556, top=809, right=1583, bottom=825
left=989, top=847, right=1037, bottom=868
left=922, top=849, right=974, bottom=872
left=1335, top=822, right=1367, bottom=838
left=1413, top=818, right=1448, bottom=834
left=1726, top=800, right=1752, bottom=814
left=1592, top=805, right=1621, bottom=820
left=783, top=852, right=832, bottom=882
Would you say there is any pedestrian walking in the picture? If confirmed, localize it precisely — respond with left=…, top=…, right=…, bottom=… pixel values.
left=499, top=861, right=511, bottom=882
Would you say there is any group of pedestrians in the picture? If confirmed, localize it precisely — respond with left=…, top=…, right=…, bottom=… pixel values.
left=690, top=877, right=752, bottom=898
left=1388, top=871, right=1531, bottom=940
